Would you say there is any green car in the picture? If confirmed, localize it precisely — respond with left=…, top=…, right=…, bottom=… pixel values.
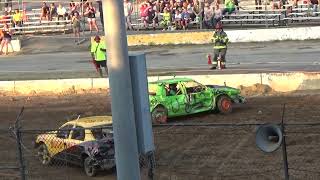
left=148, top=78, right=246, bottom=123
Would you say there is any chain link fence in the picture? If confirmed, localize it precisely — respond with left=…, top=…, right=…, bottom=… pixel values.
left=2, top=121, right=320, bottom=180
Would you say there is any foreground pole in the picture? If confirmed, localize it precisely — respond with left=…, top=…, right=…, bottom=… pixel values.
left=102, top=0, right=141, bottom=180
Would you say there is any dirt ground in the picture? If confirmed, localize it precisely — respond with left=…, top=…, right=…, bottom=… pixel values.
left=0, top=91, right=320, bottom=180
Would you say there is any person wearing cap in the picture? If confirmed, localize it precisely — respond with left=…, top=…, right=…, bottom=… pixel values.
left=91, top=35, right=108, bottom=77
left=210, top=22, right=229, bottom=70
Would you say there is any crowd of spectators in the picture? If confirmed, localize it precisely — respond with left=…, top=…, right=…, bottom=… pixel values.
left=126, top=0, right=238, bottom=31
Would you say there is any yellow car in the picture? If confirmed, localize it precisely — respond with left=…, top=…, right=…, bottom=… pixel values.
left=34, top=116, right=115, bottom=177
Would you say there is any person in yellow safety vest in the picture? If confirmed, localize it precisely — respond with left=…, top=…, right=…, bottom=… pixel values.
left=210, top=22, right=229, bottom=70
left=91, top=35, right=108, bottom=77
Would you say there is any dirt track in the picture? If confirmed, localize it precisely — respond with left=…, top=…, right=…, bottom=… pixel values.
left=0, top=92, right=320, bottom=180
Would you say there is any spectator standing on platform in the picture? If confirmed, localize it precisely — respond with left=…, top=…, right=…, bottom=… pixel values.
left=0, top=24, right=13, bottom=56
left=124, top=0, right=134, bottom=30
left=72, top=12, right=81, bottom=44
left=91, top=35, right=108, bottom=77
left=40, top=2, right=50, bottom=22
left=13, top=9, right=23, bottom=31
left=57, top=4, right=67, bottom=21
left=69, top=1, right=77, bottom=19
left=49, top=3, right=57, bottom=21
left=140, top=2, right=150, bottom=29
left=85, top=2, right=99, bottom=33
left=210, top=22, right=229, bottom=70
left=174, top=9, right=182, bottom=29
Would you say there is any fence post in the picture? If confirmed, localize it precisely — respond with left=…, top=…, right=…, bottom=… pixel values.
left=15, top=126, right=26, bottom=180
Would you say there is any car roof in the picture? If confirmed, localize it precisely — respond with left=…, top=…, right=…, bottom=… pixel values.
left=149, top=77, right=193, bottom=84
left=64, top=116, right=112, bottom=128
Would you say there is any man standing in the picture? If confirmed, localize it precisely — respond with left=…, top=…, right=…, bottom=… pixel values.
left=210, top=22, right=229, bottom=70
left=91, top=35, right=108, bottom=77
left=124, top=0, right=134, bottom=30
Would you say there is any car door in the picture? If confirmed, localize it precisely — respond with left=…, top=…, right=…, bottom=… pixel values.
left=164, top=82, right=187, bottom=116
left=182, top=81, right=213, bottom=113
left=65, top=126, right=86, bottom=165
left=49, top=124, right=73, bottom=160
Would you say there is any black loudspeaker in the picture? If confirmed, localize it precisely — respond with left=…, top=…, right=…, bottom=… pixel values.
left=256, top=124, right=283, bottom=153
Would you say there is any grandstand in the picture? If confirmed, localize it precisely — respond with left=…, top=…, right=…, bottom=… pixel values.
left=0, top=0, right=319, bottom=35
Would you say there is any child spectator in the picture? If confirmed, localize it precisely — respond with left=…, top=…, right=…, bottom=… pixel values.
left=0, top=24, right=13, bottom=55
left=72, top=12, right=81, bottom=44
left=49, top=3, right=57, bottom=21
left=40, top=2, right=50, bottom=22
left=85, top=2, right=99, bottom=33
left=181, top=8, right=191, bottom=30
left=160, top=9, right=171, bottom=31
left=124, top=0, right=134, bottom=30
left=174, top=9, right=182, bottom=30
left=12, top=9, right=23, bottom=31
left=57, top=4, right=67, bottom=21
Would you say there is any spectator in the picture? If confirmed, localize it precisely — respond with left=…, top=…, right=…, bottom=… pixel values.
left=72, top=12, right=81, bottom=44
left=124, top=0, right=134, bottom=30
left=40, top=2, right=50, bottom=22
left=57, top=3, right=67, bottom=21
left=0, top=12, right=11, bottom=24
left=203, top=2, right=214, bottom=28
left=140, top=2, right=150, bottom=28
left=69, top=1, right=77, bottom=19
left=174, top=9, right=182, bottom=29
left=181, top=8, right=191, bottom=30
left=222, top=0, right=236, bottom=15
left=160, top=9, right=171, bottom=31
left=85, top=2, right=99, bottom=33
left=146, top=6, right=159, bottom=30
left=0, top=24, right=13, bottom=55
left=4, top=0, right=12, bottom=14
left=49, top=3, right=57, bottom=21
left=213, top=4, right=222, bottom=27
left=22, top=8, right=28, bottom=23
left=192, top=0, right=202, bottom=22
left=12, top=9, right=23, bottom=31
left=309, top=0, right=319, bottom=12
left=96, top=0, right=104, bottom=30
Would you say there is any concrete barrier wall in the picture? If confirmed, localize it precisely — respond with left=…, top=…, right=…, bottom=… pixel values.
left=92, top=26, right=320, bottom=46
left=0, top=72, right=319, bottom=94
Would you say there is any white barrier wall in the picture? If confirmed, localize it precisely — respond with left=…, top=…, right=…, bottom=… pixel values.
left=0, top=72, right=319, bottom=94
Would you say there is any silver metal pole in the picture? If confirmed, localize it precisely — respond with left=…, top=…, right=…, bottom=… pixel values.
left=102, top=0, right=141, bottom=180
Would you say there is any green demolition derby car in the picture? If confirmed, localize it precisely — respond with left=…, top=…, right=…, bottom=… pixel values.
left=148, top=78, right=245, bottom=123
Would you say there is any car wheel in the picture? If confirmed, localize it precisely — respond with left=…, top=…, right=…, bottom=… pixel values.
left=37, top=144, right=52, bottom=165
left=151, top=106, right=168, bottom=124
left=84, top=156, right=97, bottom=177
left=217, top=95, right=233, bottom=114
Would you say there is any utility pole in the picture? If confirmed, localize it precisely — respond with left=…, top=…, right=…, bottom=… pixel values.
left=102, top=0, right=141, bottom=180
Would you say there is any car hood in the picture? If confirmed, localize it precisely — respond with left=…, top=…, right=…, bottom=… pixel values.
left=206, top=85, right=241, bottom=95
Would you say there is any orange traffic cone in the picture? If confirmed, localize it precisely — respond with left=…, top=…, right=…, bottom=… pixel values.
left=207, top=54, right=212, bottom=65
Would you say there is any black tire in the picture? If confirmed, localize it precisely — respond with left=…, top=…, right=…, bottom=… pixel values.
left=37, top=143, right=52, bottom=165
left=84, top=156, right=97, bottom=177
left=151, top=106, right=168, bottom=124
left=217, top=95, right=233, bottom=114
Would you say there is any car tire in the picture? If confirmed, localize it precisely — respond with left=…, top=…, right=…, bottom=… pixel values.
left=217, top=95, right=233, bottom=114
left=37, top=143, right=52, bottom=165
left=151, top=106, right=168, bottom=124
left=84, top=156, right=97, bottom=177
